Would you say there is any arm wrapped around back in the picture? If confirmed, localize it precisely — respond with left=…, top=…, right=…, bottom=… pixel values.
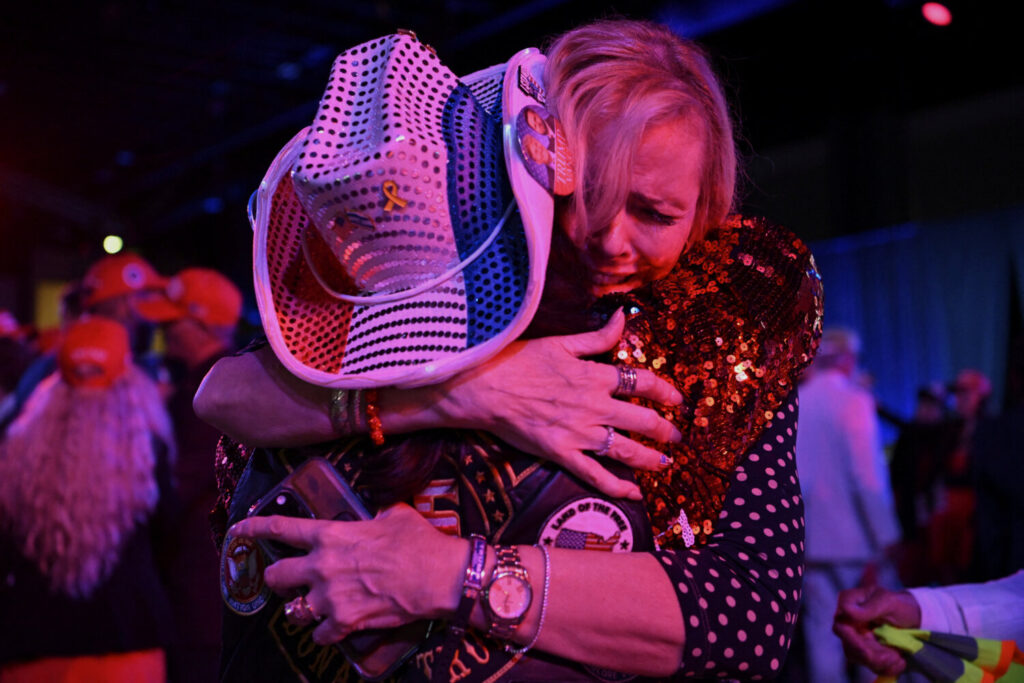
left=208, top=216, right=823, bottom=681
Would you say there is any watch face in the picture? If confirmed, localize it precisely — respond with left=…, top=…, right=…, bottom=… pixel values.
left=487, top=573, right=532, bottom=619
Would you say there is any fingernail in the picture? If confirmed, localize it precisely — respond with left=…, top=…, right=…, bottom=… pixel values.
left=659, top=454, right=673, bottom=467
left=670, top=427, right=683, bottom=443
left=669, top=390, right=683, bottom=405
left=626, top=486, right=642, bottom=501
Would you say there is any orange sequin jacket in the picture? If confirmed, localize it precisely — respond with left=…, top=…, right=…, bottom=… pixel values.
left=594, top=215, right=823, bottom=549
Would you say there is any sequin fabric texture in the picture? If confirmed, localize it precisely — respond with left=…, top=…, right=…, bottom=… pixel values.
left=212, top=436, right=251, bottom=548
left=595, top=215, right=823, bottom=550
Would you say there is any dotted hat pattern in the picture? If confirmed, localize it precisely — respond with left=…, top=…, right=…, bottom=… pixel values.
left=265, top=34, right=529, bottom=378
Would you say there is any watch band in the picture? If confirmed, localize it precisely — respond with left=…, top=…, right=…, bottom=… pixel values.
left=453, top=534, right=487, bottom=637
left=432, top=535, right=487, bottom=683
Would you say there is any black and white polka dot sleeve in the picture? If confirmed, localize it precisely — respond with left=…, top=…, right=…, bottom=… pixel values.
left=654, top=391, right=804, bottom=680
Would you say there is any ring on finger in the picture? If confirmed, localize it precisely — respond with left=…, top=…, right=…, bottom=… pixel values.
left=594, top=426, right=615, bottom=457
left=615, top=366, right=638, bottom=397
left=283, top=596, right=309, bottom=626
left=284, top=595, right=321, bottom=627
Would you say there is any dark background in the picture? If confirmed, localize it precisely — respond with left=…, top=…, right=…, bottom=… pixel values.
left=2, top=0, right=1021, bottom=320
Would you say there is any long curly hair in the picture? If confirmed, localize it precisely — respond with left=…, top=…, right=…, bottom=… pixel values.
left=0, top=365, right=174, bottom=598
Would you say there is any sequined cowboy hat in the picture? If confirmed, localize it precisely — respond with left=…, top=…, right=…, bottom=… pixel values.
left=251, top=32, right=565, bottom=388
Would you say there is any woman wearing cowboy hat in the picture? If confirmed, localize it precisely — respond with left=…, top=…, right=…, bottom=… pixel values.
left=198, top=18, right=821, bottom=682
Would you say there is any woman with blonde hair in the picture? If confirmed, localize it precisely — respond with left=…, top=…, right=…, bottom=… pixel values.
left=200, top=17, right=822, bottom=681
left=0, top=316, right=175, bottom=682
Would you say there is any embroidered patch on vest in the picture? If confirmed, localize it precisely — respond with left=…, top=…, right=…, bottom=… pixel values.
left=220, top=533, right=271, bottom=615
left=414, top=478, right=461, bottom=537
left=538, top=498, right=640, bottom=682
left=538, top=497, right=635, bottom=552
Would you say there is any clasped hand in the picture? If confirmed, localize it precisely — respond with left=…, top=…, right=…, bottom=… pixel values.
left=436, top=309, right=683, bottom=500
left=832, top=585, right=922, bottom=676
left=230, top=504, right=465, bottom=646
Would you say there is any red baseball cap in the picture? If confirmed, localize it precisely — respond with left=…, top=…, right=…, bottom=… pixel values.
left=81, top=253, right=175, bottom=323
left=134, top=267, right=243, bottom=327
left=58, top=316, right=131, bottom=389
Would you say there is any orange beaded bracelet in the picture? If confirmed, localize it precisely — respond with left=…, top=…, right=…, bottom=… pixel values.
left=365, top=388, right=385, bottom=446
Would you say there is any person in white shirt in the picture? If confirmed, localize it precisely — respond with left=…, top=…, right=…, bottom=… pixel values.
left=796, top=327, right=902, bottom=682
left=833, top=571, right=1024, bottom=677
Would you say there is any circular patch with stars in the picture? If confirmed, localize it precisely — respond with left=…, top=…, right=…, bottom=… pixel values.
left=220, top=532, right=271, bottom=615
left=537, top=497, right=641, bottom=683
left=537, top=496, right=635, bottom=553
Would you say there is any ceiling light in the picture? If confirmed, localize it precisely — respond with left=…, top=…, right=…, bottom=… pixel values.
left=921, top=2, right=952, bottom=26
left=103, top=235, right=124, bottom=254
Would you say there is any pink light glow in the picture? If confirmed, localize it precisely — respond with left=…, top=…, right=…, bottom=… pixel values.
left=922, top=2, right=952, bottom=27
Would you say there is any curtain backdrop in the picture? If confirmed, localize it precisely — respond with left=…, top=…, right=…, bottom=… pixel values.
left=808, top=205, right=1024, bottom=444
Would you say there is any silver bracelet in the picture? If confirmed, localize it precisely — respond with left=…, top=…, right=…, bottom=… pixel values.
left=350, top=389, right=368, bottom=433
left=507, top=544, right=550, bottom=655
left=328, top=389, right=350, bottom=435
left=328, top=388, right=371, bottom=436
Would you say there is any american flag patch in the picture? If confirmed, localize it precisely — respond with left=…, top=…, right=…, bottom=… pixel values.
left=555, top=528, right=621, bottom=551
left=539, top=496, right=635, bottom=554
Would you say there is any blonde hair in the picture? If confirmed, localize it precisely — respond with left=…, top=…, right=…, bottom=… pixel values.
left=0, top=366, right=174, bottom=598
left=544, top=19, right=737, bottom=248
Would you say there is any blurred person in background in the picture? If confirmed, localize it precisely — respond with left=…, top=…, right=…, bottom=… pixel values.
left=833, top=571, right=1024, bottom=680
left=82, top=254, right=168, bottom=355
left=140, top=267, right=243, bottom=683
left=796, top=327, right=902, bottom=683
left=927, top=368, right=991, bottom=584
left=81, top=253, right=180, bottom=383
left=1, top=285, right=84, bottom=438
left=1, top=253, right=173, bottom=439
left=0, top=310, right=37, bottom=408
left=0, top=316, right=176, bottom=683
left=888, top=382, right=958, bottom=586
left=971, top=339, right=1024, bottom=584
left=1, top=309, right=46, bottom=439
